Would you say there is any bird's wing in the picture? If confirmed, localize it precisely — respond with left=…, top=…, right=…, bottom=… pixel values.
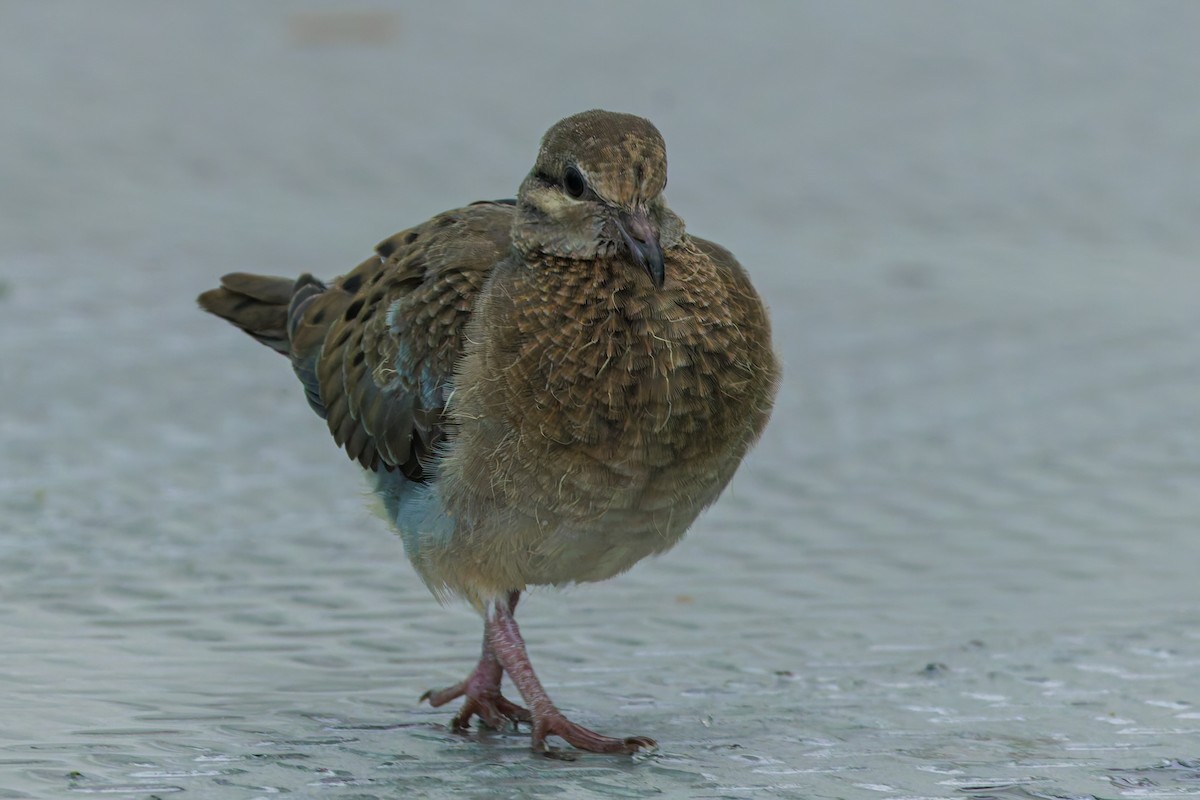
left=289, top=200, right=515, bottom=480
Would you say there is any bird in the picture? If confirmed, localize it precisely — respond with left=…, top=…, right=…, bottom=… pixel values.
left=198, top=109, right=779, bottom=754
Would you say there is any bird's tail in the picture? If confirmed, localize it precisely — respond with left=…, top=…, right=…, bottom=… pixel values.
left=197, top=272, right=329, bottom=356
left=198, top=271, right=347, bottom=418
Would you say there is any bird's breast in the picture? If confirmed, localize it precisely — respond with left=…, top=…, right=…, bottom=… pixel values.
left=523, top=289, right=727, bottom=443
left=440, top=246, right=774, bottom=519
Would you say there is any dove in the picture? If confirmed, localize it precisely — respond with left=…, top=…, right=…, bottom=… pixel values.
left=198, top=110, right=779, bottom=754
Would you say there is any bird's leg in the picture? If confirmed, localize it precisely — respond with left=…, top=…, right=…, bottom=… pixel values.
left=488, top=592, right=657, bottom=754
left=421, top=593, right=531, bottom=731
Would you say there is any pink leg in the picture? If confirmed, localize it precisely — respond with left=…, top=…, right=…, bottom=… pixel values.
left=488, top=593, right=656, bottom=754
left=421, top=595, right=530, bottom=731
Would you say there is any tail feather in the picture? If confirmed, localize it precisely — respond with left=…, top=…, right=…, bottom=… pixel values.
left=287, top=274, right=337, bottom=417
left=198, top=270, right=346, bottom=420
left=197, top=272, right=297, bottom=355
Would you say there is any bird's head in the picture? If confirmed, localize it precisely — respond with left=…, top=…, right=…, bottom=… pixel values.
left=513, top=110, right=685, bottom=289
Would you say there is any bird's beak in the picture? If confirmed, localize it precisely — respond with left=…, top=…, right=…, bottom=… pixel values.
left=617, top=208, right=665, bottom=288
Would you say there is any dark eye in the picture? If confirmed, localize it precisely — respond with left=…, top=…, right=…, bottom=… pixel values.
left=562, top=165, right=587, bottom=199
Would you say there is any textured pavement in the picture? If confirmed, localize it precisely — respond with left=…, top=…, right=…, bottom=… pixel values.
left=2, top=3, right=1199, bottom=799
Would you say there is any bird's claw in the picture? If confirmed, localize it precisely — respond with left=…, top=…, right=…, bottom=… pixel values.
left=451, top=694, right=532, bottom=731
left=531, top=712, right=657, bottom=755
left=422, top=680, right=530, bottom=732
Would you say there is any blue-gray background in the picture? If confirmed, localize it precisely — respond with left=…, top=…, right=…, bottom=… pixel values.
left=2, top=3, right=1198, bottom=798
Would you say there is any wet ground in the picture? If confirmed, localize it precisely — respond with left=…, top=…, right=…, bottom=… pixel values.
left=2, top=3, right=1199, bottom=798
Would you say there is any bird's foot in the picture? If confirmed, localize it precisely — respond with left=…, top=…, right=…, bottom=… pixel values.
left=453, top=690, right=532, bottom=732
left=421, top=661, right=531, bottom=732
left=531, top=709, right=656, bottom=755
left=487, top=594, right=657, bottom=755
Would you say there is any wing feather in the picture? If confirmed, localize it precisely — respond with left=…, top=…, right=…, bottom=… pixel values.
left=284, top=201, right=513, bottom=480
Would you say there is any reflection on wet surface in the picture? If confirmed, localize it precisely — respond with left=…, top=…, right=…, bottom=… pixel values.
left=3, top=3, right=1200, bottom=798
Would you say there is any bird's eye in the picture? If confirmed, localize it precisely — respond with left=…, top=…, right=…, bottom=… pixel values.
left=563, top=165, right=587, bottom=199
